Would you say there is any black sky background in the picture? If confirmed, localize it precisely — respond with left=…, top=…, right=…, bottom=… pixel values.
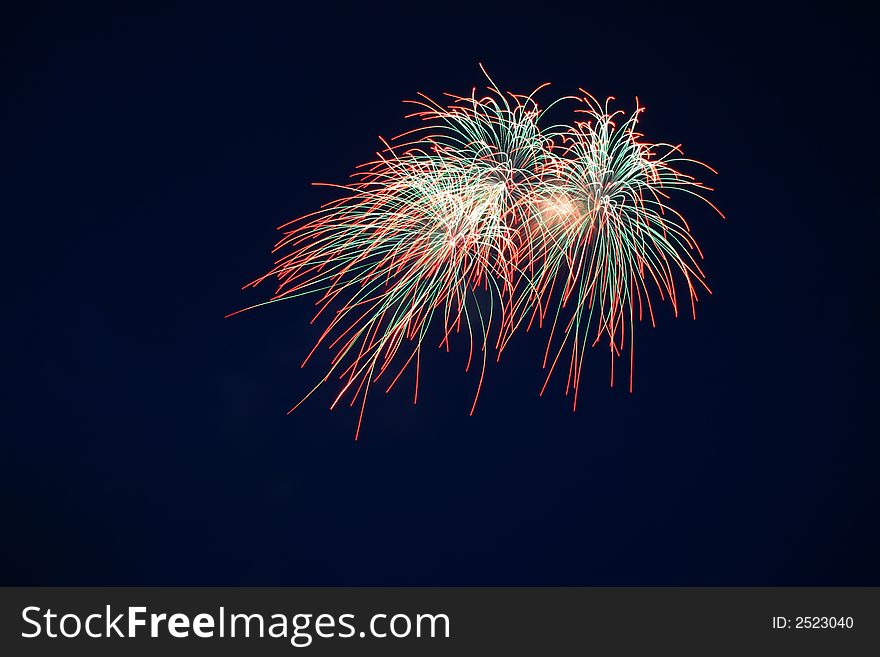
left=2, top=4, right=877, bottom=584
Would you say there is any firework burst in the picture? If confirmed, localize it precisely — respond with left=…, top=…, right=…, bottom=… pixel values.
left=232, top=70, right=722, bottom=438
left=530, top=92, right=723, bottom=407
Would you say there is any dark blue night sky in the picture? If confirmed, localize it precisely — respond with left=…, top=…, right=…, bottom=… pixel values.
left=3, top=5, right=877, bottom=584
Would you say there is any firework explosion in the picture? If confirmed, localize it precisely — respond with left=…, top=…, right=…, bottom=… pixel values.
left=233, top=69, right=722, bottom=438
